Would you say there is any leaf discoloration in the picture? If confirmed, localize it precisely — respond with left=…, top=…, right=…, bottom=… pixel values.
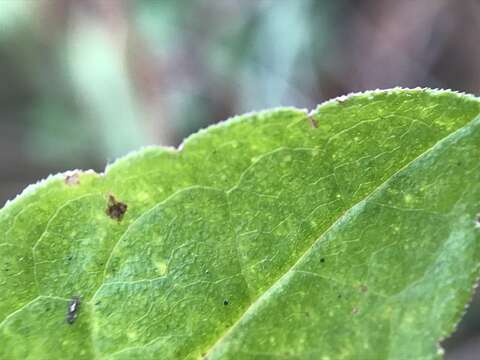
left=105, top=194, right=128, bottom=221
left=64, top=173, right=80, bottom=186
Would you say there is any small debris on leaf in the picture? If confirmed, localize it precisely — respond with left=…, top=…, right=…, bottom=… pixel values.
left=320, top=257, right=325, bottom=263
left=308, top=116, right=318, bottom=129
left=223, top=299, right=229, bottom=306
left=64, top=172, right=80, bottom=186
left=66, top=296, right=81, bottom=324
left=352, top=307, right=359, bottom=315
left=359, top=284, right=368, bottom=293
left=106, top=194, right=128, bottom=221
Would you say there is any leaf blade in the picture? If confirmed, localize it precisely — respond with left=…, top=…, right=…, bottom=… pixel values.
left=1, top=88, right=479, bottom=359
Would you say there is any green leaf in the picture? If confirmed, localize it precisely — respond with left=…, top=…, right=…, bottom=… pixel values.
left=1, top=88, right=480, bottom=359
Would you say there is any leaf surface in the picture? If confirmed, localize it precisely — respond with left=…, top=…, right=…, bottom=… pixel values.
left=1, top=88, right=480, bottom=359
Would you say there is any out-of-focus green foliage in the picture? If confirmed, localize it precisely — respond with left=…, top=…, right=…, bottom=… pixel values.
left=0, top=0, right=345, bottom=166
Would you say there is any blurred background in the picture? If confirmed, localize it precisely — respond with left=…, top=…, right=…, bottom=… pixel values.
left=0, top=0, right=479, bottom=357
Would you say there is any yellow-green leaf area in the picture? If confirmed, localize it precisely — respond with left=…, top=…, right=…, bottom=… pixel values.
left=0, top=88, right=479, bottom=359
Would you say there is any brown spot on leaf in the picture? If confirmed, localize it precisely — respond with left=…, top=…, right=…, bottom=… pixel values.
left=64, top=173, right=80, bottom=186
left=308, top=116, right=318, bottom=128
left=106, top=194, right=128, bottom=221
left=359, top=284, right=368, bottom=293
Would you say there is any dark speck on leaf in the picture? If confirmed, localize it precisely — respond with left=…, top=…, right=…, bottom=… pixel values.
left=308, top=116, right=318, bottom=129
left=223, top=299, right=229, bottom=306
left=66, top=296, right=81, bottom=325
left=360, top=284, right=368, bottom=293
left=337, top=294, right=342, bottom=299
left=106, top=194, right=128, bottom=221
left=320, top=258, right=325, bottom=263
